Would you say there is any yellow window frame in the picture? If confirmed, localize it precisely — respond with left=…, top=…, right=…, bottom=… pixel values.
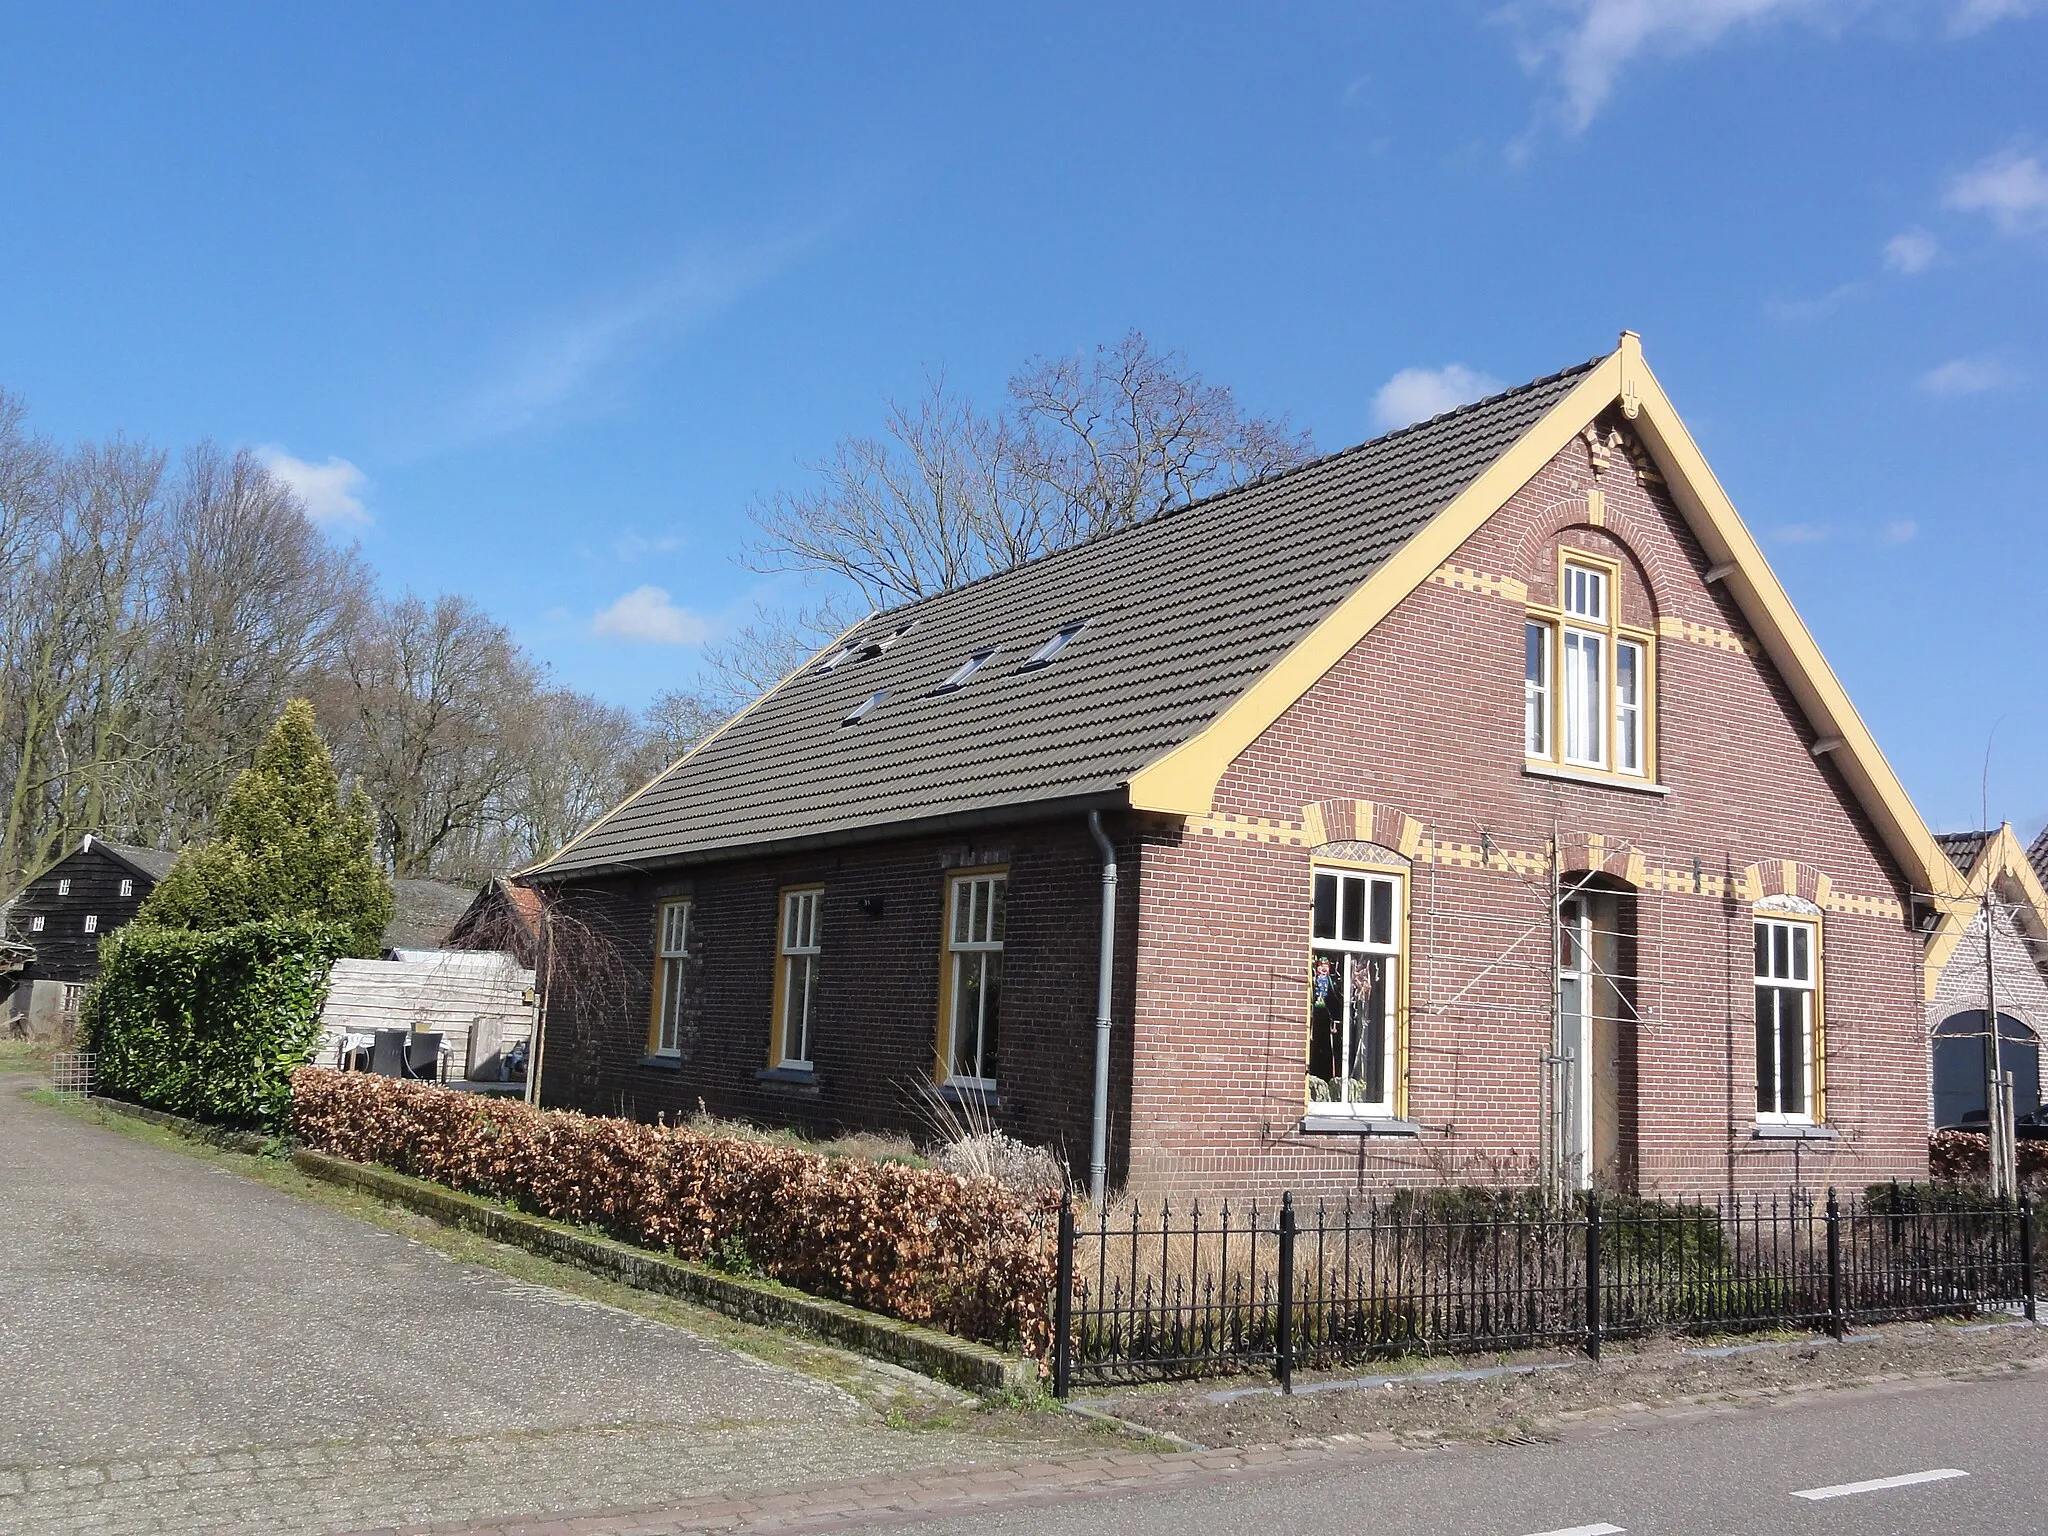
left=1524, top=547, right=1657, bottom=784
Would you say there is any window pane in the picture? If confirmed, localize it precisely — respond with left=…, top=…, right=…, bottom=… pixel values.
left=980, top=952, right=1001, bottom=1081
left=1312, top=873, right=1337, bottom=940
left=1307, top=950, right=1342, bottom=1100
left=1525, top=623, right=1550, bottom=758
left=1754, top=922, right=1768, bottom=979
left=953, top=957, right=982, bottom=1078
left=1616, top=642, right=1641, bottom=774
left=1339, top=876, right=1365, bottom=943
left=954, top=879, right=972, bottom=944
left=1351, top=955, right=1390, bottom=1106
left=1369, top=879, right=1394, bottom=947
left=988, top=878, right=1007, bottom=944
left=1756, top=986, right=1777, bottom=1113
left=1772, top=924, right=1789, bottom=980
left=1779, top=991, right=1807, bottom=1116
left=1564, top=631, right=1604, bottom=763
left=1791, top=924, right=1810, bottom=982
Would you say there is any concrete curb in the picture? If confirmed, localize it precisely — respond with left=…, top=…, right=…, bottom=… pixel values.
left=289, top=1147, right=1040, bottom=1399
left=85, top=1095, right=272, bottom=1155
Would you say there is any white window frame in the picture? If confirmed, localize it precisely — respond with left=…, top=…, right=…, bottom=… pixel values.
left=83, top=915, right=98, bottom=934
left=1615, top=638, right=1645, bottom=777
left=1307, top=866, right=1401, bottom=1117
left=1525, top=554, right=1654, bottom=781
left=943, top=871, right=1005, bottom=1086
left=651, top=899, right=690, bottom=1057
left=1755, top=916, right=1818, bottom=1124
left=56, top=878, right=70, bottom=896
left=29, top=915, right=44, bottom=933
left=1524, top=621, right=1551, bottom=757
left=119, top=878, right=133, bottom=898
left=775, top=888, right=823, bottom=1069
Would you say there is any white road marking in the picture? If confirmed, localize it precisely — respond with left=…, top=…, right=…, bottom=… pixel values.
left=1518, top=1525, right=1625, bottom=1535
left=1790, top=1468, right=1969, bottom=1501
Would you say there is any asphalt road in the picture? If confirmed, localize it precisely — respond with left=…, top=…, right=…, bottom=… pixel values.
left=908, top=1367, right=2048, bottom=1536
left=0, top=1076, right=1045, bottom=1535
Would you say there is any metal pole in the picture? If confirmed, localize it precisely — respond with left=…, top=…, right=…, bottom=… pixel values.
left=1053, top=1192, right=1075, bottom=1398
left=1086, top=812, right=1118, bottom=1206
left=1548, top=836, right=1562, bottom=1203
left=2021, top=1197, right=2037, bottom=1324
left=1585, top=1189, right=1602, bottom=1361
left=1984, top=892, right=2012, bottom=1199
left=1825, top=1187, right=1845, bottom=1340
left=1276, top=1192, right=1296, bottom=1394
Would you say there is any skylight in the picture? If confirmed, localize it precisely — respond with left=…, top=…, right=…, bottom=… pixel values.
left=932, top=647, right=997, bottom=694
left=817, top=644, right=859, bottom=674
left=1018, top=621, right=1087, bottom=670
left=842, top=689, right=889, bottom=725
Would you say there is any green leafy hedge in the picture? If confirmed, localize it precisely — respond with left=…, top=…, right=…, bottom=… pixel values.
left=88, top=919, right=348, bottom=1131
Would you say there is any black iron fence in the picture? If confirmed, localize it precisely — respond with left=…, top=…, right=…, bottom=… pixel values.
left=1049, top=1187, right=2038, bottom=1394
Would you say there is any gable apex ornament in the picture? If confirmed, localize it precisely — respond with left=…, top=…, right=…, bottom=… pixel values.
left=1618, top=329, right=1643, bottom=420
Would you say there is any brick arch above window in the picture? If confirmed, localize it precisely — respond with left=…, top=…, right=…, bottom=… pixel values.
left=1738, top=859, right=1836, bottom=908
left=1514, top=494, right=1673, bottom=627
left=1554, top=831, right=1646, bottom=889
left=1301, top=799, right=1424, bottom=859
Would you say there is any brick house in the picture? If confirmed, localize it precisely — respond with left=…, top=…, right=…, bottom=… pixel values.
left=1922, top=825, right=2048, bottom=1133
left=529, top=335, right=1966, bottom=1201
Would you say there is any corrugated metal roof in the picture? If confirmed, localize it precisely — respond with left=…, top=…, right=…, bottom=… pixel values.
left=539, top=359, right=1600, bottom=879
left=1935, top=830, right=1991, bottom=876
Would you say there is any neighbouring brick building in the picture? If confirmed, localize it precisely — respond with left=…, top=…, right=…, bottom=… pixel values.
left=529, top=335, right=1968, bottom=1200
left=1922, top=825, right=2048, bottom=1133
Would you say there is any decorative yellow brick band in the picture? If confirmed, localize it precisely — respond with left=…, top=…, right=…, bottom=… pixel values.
left=1189, top=815, right=1903, bottom=918
left=1429, top=564, right=1529, bottom=602
left=1656, top=615, right=1760, bottom=657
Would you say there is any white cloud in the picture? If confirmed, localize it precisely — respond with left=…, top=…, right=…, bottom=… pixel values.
left=1944, top=149, right=2048, bottom=233
left=1919, top=355, right=2023, bottom=395
left=1503, top=2, right=2038, bottom=138
left=259, top=448, right=371, bottom=530
left=458, top=230, right=820, bottom=442
left=1879, top=518, right=1919, bottom=544
left=1951, top=0, right=2042, bottom=35
left=1504, top=0, right=1830, bottom=135
left=614, top=528, right=686, bottom=562
left=1371, top=364, right=1506, bottom=431
left=591, top=585, right=711, bottom=646
left=1882, top=228, right=1941, bottom=274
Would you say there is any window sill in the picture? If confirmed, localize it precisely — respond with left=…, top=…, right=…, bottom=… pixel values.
left=755, top=1065, right=822, bottom=1094
left=933, top=1079, right=1000, bottom=1109
left=636, top=1054, right=684, bottom=1072
left=1523, top=761, right=1670, bottom=796
left=1299, top=1113, right=1420, bottom=1138
left=1752, top=1122, right=1835, bottom=1142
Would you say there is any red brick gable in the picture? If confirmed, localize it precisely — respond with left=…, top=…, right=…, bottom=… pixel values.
left=1125, top=412, right=1927, bottom=1199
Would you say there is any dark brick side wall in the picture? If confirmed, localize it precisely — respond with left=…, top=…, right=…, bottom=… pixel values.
left=537, top=818, right=1139, bottom=1178
left=1129, top=409, right=1931, bottom=1200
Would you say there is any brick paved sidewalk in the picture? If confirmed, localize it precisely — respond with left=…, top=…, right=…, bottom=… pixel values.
left=347, top=1438, right=1391, bottom=1535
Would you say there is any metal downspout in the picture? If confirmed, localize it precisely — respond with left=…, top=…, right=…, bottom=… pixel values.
left=1087, top=811, right=1117, bottom=1205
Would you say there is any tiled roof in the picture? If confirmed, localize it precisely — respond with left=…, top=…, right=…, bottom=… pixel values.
left=538, top=359, right=1600, bottom=878
left=385, top=878, right=481, bottom=952
left=2032, top=827, right=2048, bottom=890
left=101, top=841, right=179, bottom=883
left=1934, top=831, right=1991, bottom=877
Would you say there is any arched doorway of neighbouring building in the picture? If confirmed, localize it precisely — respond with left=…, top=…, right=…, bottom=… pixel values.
left=1556, top=873, right=1640, bottom=1194
left=1932, top=1011, right=2042, bottom=1131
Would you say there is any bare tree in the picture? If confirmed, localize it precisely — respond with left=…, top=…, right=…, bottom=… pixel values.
left=728, top=331, right=1311, bottom=691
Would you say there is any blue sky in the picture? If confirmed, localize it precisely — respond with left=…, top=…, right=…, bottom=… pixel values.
left=1, top=2, right=2042, bottom=835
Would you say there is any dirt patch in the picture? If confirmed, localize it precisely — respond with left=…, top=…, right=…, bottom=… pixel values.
left=1088, top=1318, right=2048, bottom=1448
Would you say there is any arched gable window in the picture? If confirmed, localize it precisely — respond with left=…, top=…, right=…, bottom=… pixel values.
left=1932, top=1011, right=2042, bottom=1131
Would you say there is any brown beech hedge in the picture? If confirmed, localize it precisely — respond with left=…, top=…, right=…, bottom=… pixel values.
left=291, top=1068, right=1058, bottom=1358
left=1929, top=1127, right=2048, bottom=1187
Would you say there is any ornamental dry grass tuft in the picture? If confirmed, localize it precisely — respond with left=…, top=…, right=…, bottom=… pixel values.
left=290, top=1068, right=1058, bottom=1359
